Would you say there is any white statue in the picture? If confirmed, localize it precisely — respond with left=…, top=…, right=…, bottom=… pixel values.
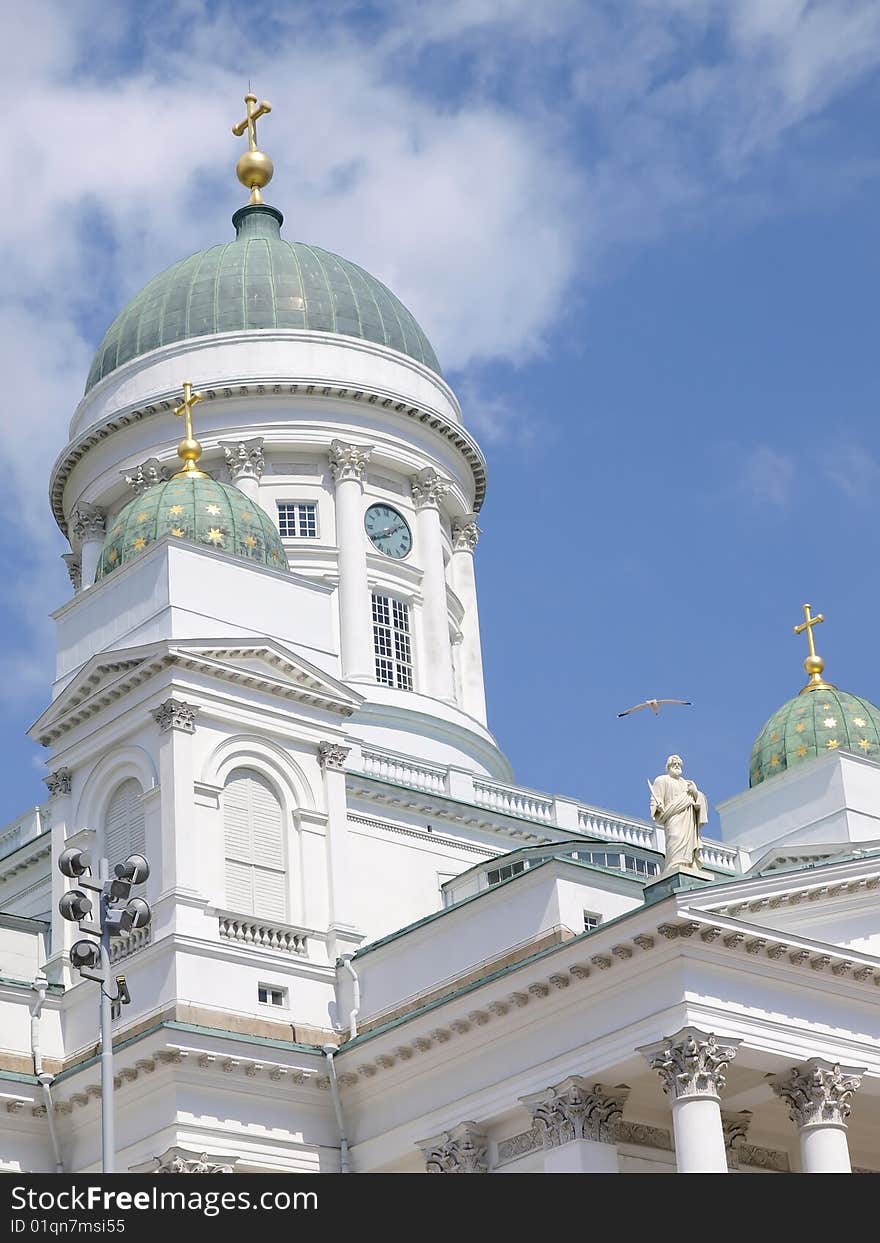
left=649, top=754, right=709, bottom=876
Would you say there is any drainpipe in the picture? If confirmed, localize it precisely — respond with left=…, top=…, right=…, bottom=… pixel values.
left=322, top=1046, right=351, bottom=1173
left=340, top=954, right=360, bottom=1038
left=30, top=974, right=63, bottom=1172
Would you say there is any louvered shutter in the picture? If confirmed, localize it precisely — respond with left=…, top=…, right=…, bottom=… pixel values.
left=105, top=779, right=144, bottom=866
left=223, top=770, right=287, bottom=920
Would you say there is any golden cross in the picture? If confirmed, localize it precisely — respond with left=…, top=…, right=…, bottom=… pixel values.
left=172, top=381, right=208, bottom=477
left=232, top=93, right=271, bottom=152
left=793, top=602, right=824, bottom=659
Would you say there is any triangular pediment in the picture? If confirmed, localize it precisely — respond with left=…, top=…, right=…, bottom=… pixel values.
left=30, top=638, right=362, bottom=746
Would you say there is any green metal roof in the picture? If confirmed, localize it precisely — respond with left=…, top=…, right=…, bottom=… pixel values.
left=750, top=687, right=880, bottom=786
left=96, top=475, right=289, bottom=578
left=86, top=204, right=440, bottom=392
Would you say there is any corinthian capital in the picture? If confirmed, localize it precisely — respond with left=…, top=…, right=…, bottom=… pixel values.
left=44, top=768, right=73, bottom=798
left=452, top=513, right=480, bottom=552
left=521, top=1077, right=630, bottom=1147
left=71, top=503, right=106, bottom=542
left=318, top=741, right=350, bottom=770
left=151, top=698, right=198, bottom=734
left=411, top=468, right=450, bottom=510
left=121, top=458, right=167, bottom=496
left=329, top=440, right=373, bottom=484
left=419, top=1121, right=488, bottom=1173
left=153, top=1146, right=236, bottom=1174
left=62, top=554, right=82, bottom=592
left=220, top=437, right=265, bottom=483
left=769, top=1059, right=864, bottom=1128
left=638, top=1026, right=740, bottom=1100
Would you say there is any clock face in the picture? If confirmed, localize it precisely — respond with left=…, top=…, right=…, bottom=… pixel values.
left=364, top=503, right=413, bottom=559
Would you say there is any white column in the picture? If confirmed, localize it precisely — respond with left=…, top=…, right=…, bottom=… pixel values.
left=220, top=437, right=264, bottom=506
left=639, top=1026, right=741, bottom=1173
left=329, top=441, right=374, bottom=682
left=411, top=468, right=455, bottom=701
left=521, top=1077, right=628, bottom=1173
left=72, top=503, right=106, bottom=588
left=770, top=1059, right=864, bottom=1173
left=318, top=742, right=360, bottom=955
left=419, top=1121, right=489, bottom=1173
left=151, top=698, right=201, bottom=898
left=450, top=513, right=487, bottom=723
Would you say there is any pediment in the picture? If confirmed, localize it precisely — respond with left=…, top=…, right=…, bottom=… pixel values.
left=30, top=638, right=362, bottom=746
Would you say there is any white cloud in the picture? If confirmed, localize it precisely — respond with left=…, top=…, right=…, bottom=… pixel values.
left=825, top=442, right=880, bottom=503
left=739, top=445, right=796, bottom=508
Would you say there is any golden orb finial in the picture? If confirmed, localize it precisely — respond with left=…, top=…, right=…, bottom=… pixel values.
left=793, top=602, right=834, bottom=693
left=232, top=91, right=273, bottom=204
left=172, top=381, right=210, bottom=478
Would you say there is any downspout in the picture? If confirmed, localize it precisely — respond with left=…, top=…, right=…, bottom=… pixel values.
left=30, top=973, right=63, bottom=1172
left=322, top=1046, right=351, bottom=1173
left=340, top=954, right=360, bottom=1038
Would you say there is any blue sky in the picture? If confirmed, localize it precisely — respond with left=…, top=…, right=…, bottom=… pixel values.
left=2, top=1, right=880, bottom=834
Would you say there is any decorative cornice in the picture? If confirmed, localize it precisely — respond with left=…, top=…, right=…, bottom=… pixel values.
left=51, top=382, right=488, bottom=538
left=318, top=741, right=350, bottom=771
left=520, top=1077, right=629, bottom=1147
left=420, top=1121, right=488, bottom=1173
left=706, top=872, right=880, bottom=917
left=769, top=1058, right=864, bottom=1129
left=451, top=513, right=480, bottom=552
left=347, top=813, right=491, bottom=856
left=71, top=503, right=105, bottom=542
left=61, top=554, right=81, bottom=592
left=638, top=1026, right=740, bottom=1101
left=328, top=440, right=373, bottom=484
left=153, top=1147, right=236, bottom=1174
left=151, top=698, right=198, bottom=734
left=121, top=457, right=167, bottom=495
left=43, top=768, right=72, bottom=798
left=220, top=437, right=265, bottom=482
left=410, top=467, right=450, bottom=510
left=346, top=780, right=551, bottom=845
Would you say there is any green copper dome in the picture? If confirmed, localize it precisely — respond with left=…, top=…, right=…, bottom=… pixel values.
left=750, top=687, right=880, bottom=787
left=96, top=475, right=289, bottom=579
left=86, top=204, right=440, bottom=392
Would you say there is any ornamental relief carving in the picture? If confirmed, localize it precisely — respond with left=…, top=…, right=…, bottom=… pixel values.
left=639, top=1027, right=740, bottom=1100
left=521, top=1078, right=630, bottom=1147
left=318, top=741, right=350, bottom=770
left=44, top=768, right=73, bottom=798
left=153, top=1147, right=236, bottom=1174
left=420, top=1121, right=488, bottom=1173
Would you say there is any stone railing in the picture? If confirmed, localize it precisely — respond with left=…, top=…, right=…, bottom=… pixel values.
left=577, top=809, right=656, bottom=850
left=360, top=748, right=447, bottom=795
left=0, top=806, right=49, bottom=864
left=473, top=779, right=555, bottom=824
left=218, top=914, right=308, bottom=956
left=698, top=840, right=739, bottom=872
left=109, top=925, right=152, bottom=964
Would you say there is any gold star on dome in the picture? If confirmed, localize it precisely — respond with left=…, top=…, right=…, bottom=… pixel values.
left=795, top=722, right=806, bottom=734
left=823, top=717, right=837, bottom=728
left=169, top=505, right=184, bottom=516
left=206, top=504, right=221, bottom=516
left=827, top=738, right=839, bottom=750
left=243, top=534, right=257, bottom=549
left=820, top=704, right=833, bottom=713
left=108, top=549, right=118, bottom=563
left=207, top=528, right=224, bottom=544
left=859, top=738, right=871, bottom=752
left=132, top=536, right=146, bottom=551
left=770, top=754, right=780, bottom=768
left=853, top=716, right=866, bottom=728
left=136, top=512, right=148, bottom=523
left=171, top=527, right=184, bottom=537
left=796, top=744, right=808, bottom=758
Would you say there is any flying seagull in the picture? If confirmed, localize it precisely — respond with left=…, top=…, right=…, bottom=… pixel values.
left=617, top=698, right=692, bottom=718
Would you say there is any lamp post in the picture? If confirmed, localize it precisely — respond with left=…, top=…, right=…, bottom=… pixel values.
left=58, top=847, right=152, bottom=1174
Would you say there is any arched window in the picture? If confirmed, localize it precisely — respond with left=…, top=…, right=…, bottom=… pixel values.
left=104, top=779, right=145, bottom=867
left=223, top=769, right=286, bottom=921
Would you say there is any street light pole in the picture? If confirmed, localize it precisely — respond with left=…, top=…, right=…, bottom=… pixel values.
left=98, top=858, right=115, bottom=1174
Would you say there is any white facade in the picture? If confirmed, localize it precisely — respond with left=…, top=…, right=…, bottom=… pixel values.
left=1, top=201, right=878, bottom=1176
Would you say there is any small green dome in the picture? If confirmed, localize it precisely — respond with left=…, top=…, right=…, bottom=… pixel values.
left=86, top=204, right=440, bottom=392
left=750, top=688, right=880, bottom=786
left=96, top=476, right=289, bottom=579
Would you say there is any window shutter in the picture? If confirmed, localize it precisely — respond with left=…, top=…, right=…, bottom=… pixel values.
left=105, top=779, right=144, bottom=866
left=223, top=770, right=287, bottom=920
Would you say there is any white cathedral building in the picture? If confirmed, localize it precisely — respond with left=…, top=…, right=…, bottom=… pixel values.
left=1, top=103, right=879, bottom=1176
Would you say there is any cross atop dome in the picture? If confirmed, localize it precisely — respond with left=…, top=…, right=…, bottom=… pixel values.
left=793, top=602, right=834, bottom=694
left=232, top=90, right=274, bottom=204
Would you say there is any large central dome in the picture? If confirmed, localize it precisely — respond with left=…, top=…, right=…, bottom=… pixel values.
left=86, top=204, right=441, bottom=393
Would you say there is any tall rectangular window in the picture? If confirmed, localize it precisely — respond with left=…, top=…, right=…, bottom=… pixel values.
left=277, top=502, right=318, bottom=538
left=372, top=592, right=413, bottom=690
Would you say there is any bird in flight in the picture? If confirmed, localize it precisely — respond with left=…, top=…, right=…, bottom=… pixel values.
left=617, top=698, right=692, bottom=718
